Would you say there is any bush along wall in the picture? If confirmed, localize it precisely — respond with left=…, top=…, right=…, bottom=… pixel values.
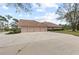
left=47, top=28, right=64, bottom=31
left=7, top=28, right=21, bottom=34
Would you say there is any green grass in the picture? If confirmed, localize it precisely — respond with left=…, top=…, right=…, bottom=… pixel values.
left=54, top=30, right=79, bottom=36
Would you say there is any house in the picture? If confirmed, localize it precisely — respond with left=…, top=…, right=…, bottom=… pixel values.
left=17, top=19, right=62, bottom=32
left=17, top=19, right=47, bottom=32
left=42, top=22, right=62, bottom=30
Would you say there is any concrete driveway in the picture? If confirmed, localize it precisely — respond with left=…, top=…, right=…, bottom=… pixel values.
left=0, top=32, right=79, bottom=55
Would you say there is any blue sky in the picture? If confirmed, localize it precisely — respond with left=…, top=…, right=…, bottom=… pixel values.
left=0, top=3, right=66, bottom=24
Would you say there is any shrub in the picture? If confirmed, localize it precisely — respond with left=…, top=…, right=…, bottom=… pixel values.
left=4, top=27, right=10, bottom=31
left=48, top=28, right=64, bottom=31
left=54, top=28, right=64, bottom=31
left=7, top=28, right=21, bottom=34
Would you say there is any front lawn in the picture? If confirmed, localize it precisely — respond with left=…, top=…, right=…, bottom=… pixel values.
left=54, top=30, right=79, bottom=36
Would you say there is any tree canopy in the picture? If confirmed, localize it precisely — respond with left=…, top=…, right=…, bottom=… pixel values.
left=6, top=3, right=40, bottom=13
left=56, top=3, right=79, bottom=31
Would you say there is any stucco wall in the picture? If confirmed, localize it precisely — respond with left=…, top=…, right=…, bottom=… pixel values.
left=21, top=26, right=47, bottom=32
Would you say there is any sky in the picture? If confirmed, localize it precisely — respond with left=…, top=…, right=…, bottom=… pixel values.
left=0, top=3, right=67, bottom=24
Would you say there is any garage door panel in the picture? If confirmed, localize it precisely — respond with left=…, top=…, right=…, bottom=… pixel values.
left=21, top=27, right=47, bottom=32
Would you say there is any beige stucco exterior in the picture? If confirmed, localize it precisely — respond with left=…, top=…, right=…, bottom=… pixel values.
left=17, top=20, right=62, bottom=32
left=17, top=20, right=48, bottom=32
left=20, top=26, right=47, bottom=32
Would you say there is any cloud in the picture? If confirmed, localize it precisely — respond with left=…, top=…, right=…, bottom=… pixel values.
left=36, top=12, right=60, bottom=24
left=33, top=3, right=58, bottom=8
left=33, top=3, right=58, bottom=12
left=27, top=14, right=30, bottom=17
left=0, top=4, right=8, bottom=10
left=19, top=14, right=22, bottom=17
left=36, top=12, right=67, bottom=24
left=2, top=5, right=8, bottom=10
left=41, top=3, right=58, bottom=9
left=32, top=4, right=45, bottom=12
left=36, top=8, right=45, bottom=12
left=40, top=12, right=59, bottom=21
left=34, top=17, right=39, bottom=19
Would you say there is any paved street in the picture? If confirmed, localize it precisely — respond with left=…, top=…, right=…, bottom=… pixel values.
left=0, top=32, right=79, bottom=55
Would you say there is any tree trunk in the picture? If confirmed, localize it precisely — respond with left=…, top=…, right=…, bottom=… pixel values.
left=71, top=23, right=76, bottom=31
left=77, top=24, right=79, bottom=31
left=73, top=4, right=77, bottom=31
left=72, top=28, right=76, bottom=31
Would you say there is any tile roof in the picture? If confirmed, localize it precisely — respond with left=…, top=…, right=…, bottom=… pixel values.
left=17, top=19, right=46, bottom=27
left=42, top=22, right=62, bottom=28
left=17, top=19, right=62, bottom=28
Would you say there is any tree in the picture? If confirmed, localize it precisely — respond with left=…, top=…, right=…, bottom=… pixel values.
left=5, top=15, right=12, bottom=28
left=0, top=16, right=8, bottom=22
left=12, top=18, right=18, bottom=22
left=11, top=18, right=18, bottom=28
left=0, top=3, right=40, bottom=32
left=5, top=3, right=40, bottom=28
left=77, top=21, right=79, bottom=30
left=5, top=15, right=18, bottom=28
left=6, top=3, right=40, bottom=13
left=6, top=15, right=12, bottom=20
left=0, top=15, right=8, bottom=31
left=56, top=3, right=79, bottom=31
